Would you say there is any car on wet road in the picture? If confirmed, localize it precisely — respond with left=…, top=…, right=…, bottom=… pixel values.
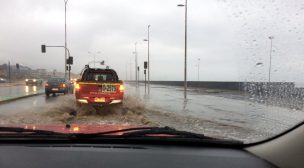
left=45, top=78, right=72, bottom=96
left=0, top=78, right=7, bottom=83
left=25, top=78, right=43, bottom=86
left=75, top=65, right=124, bottom=106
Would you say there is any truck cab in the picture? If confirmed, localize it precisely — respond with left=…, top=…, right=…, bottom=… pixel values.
left=75, top=67, right=124, bottom=106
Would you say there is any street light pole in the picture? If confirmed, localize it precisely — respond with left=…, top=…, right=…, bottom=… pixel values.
left=130, top=57, right=132, bottom=81
left=143, top=25, right=151, bottom=93
left=197, top=58, right=200, bottom=81
left=147, top=25, right=151, bottom=94
left=8, top=61, right=11, bottom=83
left=134, top=42, right=138, bottom=87
left=268, top=36, right=274, bottom=82
left=64, top=0, right=68, bottom=80
left=125, top=63, right=127, bottom=81
left=88, top=51, right=101, bottom=68
left=178, top=0, right=188, bottom=99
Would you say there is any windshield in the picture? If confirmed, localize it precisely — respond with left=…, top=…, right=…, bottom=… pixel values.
left=0, top=0, right=304, bottom=144
left=48, top=78, right=65, bottom=83
left=82, top=71, right=118, bottom=82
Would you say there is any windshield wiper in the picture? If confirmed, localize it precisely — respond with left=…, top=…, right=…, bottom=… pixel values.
left=73, top=126, right=243, bottom=144
left=0, top=126, right=243, bottom=145
left=0, top=126, right=66, bottom=136
left=121, top=126, right=213, bottom=139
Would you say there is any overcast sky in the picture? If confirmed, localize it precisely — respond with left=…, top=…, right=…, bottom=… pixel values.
left=0, top=0, right=304, bottom=81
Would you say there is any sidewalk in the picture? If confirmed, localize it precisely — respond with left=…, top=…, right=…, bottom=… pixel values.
left=0, top=82, right=24, bottom=87
left=0, top=85, right=44, bottom=103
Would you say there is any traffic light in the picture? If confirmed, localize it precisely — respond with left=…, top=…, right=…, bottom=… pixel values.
left=144, top=69, right=146, bottom=74
left=16, top=63, right=19, bottom=69
left=67, top=56, right=73, bottom=64
left=144, top=61, right=147, bottom=69
left=41, top=45, right=46, bottom=53
left=66, top=65, right=71, bottom=71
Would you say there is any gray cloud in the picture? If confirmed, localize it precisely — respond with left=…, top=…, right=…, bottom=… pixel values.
left=0, top=0, right=304, bottom=82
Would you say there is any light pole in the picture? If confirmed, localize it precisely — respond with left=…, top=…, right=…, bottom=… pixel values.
left=8, top=61, right=11, bottom=83
left=268, top=36, right=274, bottom=82
left=137, top=66, right=140, bottom=82
left=133, top=42, right=138, bottom=87
left=178, top=0, right=188, bottom=99
left=197, top=58, right=200, bottom=81
left=88, top=51, right=101, bottom=67
left=125, top=63, right=128, bottom=81
left=64, top=0, right=68, bottom=79
left=130, top=57, right=132, bottom=81
left=143, top=25, right=151, bottom=94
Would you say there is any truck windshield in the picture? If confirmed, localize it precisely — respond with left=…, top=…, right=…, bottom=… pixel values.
left=84, top=72, right=116, bottom=82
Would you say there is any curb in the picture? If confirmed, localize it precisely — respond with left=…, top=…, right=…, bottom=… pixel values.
left=0, top=92, right=44, bottom=105
left=0, top=83, right=24, bottom=87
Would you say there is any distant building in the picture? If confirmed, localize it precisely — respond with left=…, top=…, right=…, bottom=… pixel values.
left=0, top=64, right=7, bottom=78
left=35, top=69, right=48, bottom=79
left=0, top=63, right=65, bottom=81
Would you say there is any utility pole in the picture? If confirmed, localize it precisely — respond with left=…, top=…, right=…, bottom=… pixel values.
left=8, top=61, right=11, bottom=83
left=64, top=0, right=68, bottom=79
left=88, top=51, right=101, bottom=68
left=147, top=25, right=151, bottom=94
left=53, top=69, right=56, bottom=77
left=130, top=57, right=132, bottom=81
left=125, top=63, right=128, bottom=81
left=68, top=65, right=71, bottom=80
left=178, top=0, right=188, bottom=99
left=137, top=66, right=140, bottom=83
left=143, top=25, right=151, bottom=94
left=144, top=61, right=147, bottom=94
left=268, top=36, right=274, bottom=82
left=134, top=42, right=138, bottom=87
left=197, top=58, right=200, bottom=81
left=144, top=70, right=147, bottom=93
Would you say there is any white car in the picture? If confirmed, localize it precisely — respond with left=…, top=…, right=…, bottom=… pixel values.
left=0, top=78, right=7, bottom=83
left=25, top=78, right=43, bottom=85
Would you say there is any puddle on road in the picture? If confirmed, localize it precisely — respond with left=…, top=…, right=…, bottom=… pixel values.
left=0, top=95, right=154, bottom=127
left=0, top=94, right=278, bottom=143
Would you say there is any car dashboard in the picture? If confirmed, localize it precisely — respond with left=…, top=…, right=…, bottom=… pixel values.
left=0, top=143, right=276, bottom=168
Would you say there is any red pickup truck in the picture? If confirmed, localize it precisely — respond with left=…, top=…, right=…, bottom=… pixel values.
left=75, top=66, right=124, bottom=106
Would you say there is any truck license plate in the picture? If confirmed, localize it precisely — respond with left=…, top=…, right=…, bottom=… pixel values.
left=94, top=97, right=105, bottom=102
left=101, top=84, right=116, bottom=93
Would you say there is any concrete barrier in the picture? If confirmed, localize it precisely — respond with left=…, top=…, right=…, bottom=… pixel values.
left=147, top=81, right=243, bottom=90
left=125, top=80, right=304, bottom=109
left=126, top=81, right=295, bottom=91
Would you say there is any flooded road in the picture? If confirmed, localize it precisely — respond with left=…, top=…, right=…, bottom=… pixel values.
left=0, top=83, right=303, bottom=143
